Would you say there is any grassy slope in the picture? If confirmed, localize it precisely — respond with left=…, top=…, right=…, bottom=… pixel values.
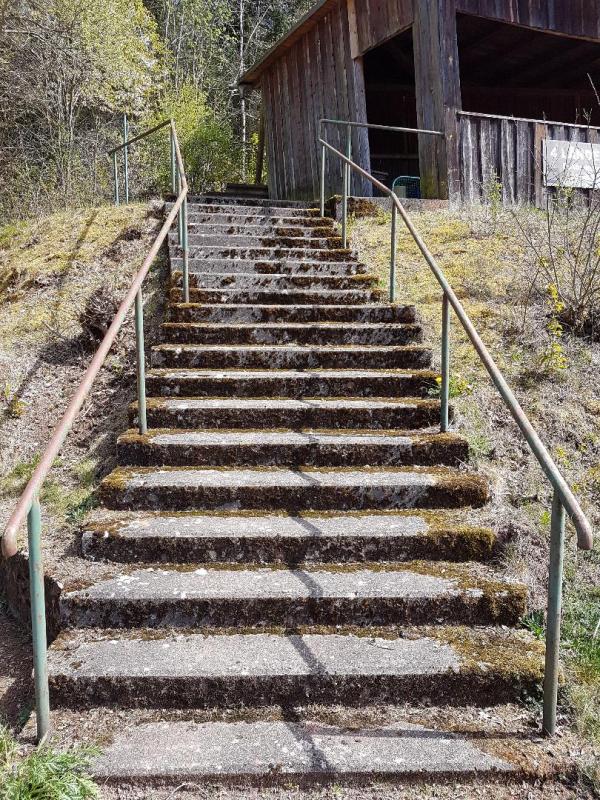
left=0, top=203, right=165, bottom=562
left=350, top=206, right=599, bottom=768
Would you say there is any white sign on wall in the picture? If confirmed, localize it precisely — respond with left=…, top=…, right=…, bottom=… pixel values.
left=543, top=139, right=600, bottom=189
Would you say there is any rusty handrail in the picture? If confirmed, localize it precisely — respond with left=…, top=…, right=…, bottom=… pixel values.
left=319, top=129, right=592, bottom=740
left=1, top=119, right=189, bottom=745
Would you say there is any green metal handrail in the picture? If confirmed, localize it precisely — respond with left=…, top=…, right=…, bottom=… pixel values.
left=1, top=118, right=189, bottom=744
left=318, top=124, right=593, bottom=738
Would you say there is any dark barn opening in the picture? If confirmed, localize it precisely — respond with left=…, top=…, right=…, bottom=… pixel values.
left=363, top=28, right=418, bottom=193
left=457, top=15, right=600, bottom=126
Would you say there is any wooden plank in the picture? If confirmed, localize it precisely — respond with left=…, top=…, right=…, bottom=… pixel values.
left=533, top=123, right=547, bottom=207
left=319, top=13, right=342, bottom=194
left=264, top=69, right=282, bottom=199
left=261, top=73, right=277, bottom=198
left=341, top=5, right=371, bottom=195
left=515, top=120, right=533, bottom=203
left=299, top=33, right=319, bottom=199
left=456, top=0, right=600, bottom=39
left=500, top=118, right=516, bottom=204
left=286, top=48, right=307, bottom=197
left=346, top=0, right=360, bottom=59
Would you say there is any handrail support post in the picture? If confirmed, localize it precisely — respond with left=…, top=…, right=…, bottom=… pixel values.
left=320, top=144, right=326, bottom=218
left=543, top=491, right=566, bottom=736
left=135, top=289, right=147, bottom=435
left=182, top=195, right=189, bottom=303
left=123, top=114, right=129, bottom=205
left=28, top=498, right=50, bottom=744
left=440, top=293, right=450, bottom=432
left=390, top=202, right=398, bottom=303
left=341, top=124, right=351, bottom=249
left=170, top=128, right=177, bottom=195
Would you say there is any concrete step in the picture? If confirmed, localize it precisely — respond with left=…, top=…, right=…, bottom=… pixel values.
left=185, top=223, right=336, bottom=237
left=170, top=272, right=377, bottom=291
left=116, top=429, right=468, bottom=469
left=160, top=322, right=423, bottom=346
left=181, top=246, right=357, bottom=262
left=145, top=368, right=438, bottom=399
left=185, top=213, right=333, bottom=226
left=168, top=303, right=416, bottom=324
left=175, top=234, right=345, bottom=249
left=169, top=288, right=383, bottom=305
left=88, top=712, right=557, bottom=786
left=60, top=561, right=527, bottom=629
left=186, top=196, right=318, bottom=209
left=48, top=627, right=543, bottom=708
left=82, top=511, right=495, bottom=564
left=60, top=562, right=525, bottom=629
left=170, top=259, right=366, bottom=274
left=131, top=397, right=445, bottom=430
left=99, top=466, right=489, bottom=512
left=150, top=344, right=433, bottom=370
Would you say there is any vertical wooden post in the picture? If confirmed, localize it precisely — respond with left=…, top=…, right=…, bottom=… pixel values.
left=413, top=0, right=462, bottom=201
left=255, top=107, right=266, bottom=185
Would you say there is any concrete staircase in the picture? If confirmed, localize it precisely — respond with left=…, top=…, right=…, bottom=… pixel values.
left=46, top=195, right=550, bottom=788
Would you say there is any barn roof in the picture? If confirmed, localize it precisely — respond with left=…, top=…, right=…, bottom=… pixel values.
left=240, top=0, right=339, bottom=85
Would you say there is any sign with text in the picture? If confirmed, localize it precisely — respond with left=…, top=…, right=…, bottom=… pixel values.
left=543, top=139, right=600, bottom=189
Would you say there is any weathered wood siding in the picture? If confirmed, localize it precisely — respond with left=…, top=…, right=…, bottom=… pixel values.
left=354, top=0, right=413, bottom=54
left=262, top=0, right=370, bottom=200
left=456, top=0, right=600, bottom=39
left=457, top=111, right=600, bottom=205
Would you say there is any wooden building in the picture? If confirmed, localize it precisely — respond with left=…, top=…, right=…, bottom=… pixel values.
left=240, top=0, right=600, bottom=204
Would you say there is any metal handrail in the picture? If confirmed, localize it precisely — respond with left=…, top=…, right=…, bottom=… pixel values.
left=318, top=125, right=593, bottom=738
left=1, top=118, right=189, bottom=744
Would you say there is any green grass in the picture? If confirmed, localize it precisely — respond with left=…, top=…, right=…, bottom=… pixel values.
left=0, top=725, right=99, bottom=800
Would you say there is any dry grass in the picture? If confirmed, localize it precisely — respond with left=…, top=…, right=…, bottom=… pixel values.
left=350, top=204, right=600, bottom=769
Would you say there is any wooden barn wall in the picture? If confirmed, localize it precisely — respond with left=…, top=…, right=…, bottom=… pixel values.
left=456, top=0, right=600, bottom=39
left=457, top=111, right=600, bottom=206
left=262, top=1, right=371, bottom=200
left=354, top=0, right=413, bottom=54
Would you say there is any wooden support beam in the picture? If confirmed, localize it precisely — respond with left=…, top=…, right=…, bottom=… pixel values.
left=346, top=0, right=360, bottom=60
left=413, top=0, right=462, bottom=200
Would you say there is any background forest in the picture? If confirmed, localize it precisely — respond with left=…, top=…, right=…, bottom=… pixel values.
left=0, top=0, right=313, bottom=219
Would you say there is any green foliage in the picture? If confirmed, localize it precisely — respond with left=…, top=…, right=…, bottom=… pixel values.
left=0, top=725, right=99, bottom=800
left=428, top=373, right=473, bottom=399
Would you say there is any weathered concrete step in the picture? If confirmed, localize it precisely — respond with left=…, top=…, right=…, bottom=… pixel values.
left=89, top=716, right=550, bottom=786
left=131, top=397, right=445, bottom=430
left=171, top=272, right=377, bottom=291
left=145, top=368, right=437, bottom=399
left=82, top=511, right=495, bottom=564
left=60, top=563, right=525, bottom=629
left=170, top=259, right=366, bottom=274
left=116, top=429, right=467, bottom=468
left=169, top=288, right=382, bottom=305
left=185, top=223, right=335, bottom=237
left=48, top=627, right=543, bottom=708
left=185, top=213, right=333, bottom=227
left=182, top=247, right=357, bottom=262
left=151, top=344, right=433, bottom=370
left=174, top=234, right=345, bottom=250
left=186, top=196, right=319, bottom=209
left=100, top=466, right=489, bottom=512
left=160, top=322, right=423, bottom=346
left=169, top=303, right=417, bottom=324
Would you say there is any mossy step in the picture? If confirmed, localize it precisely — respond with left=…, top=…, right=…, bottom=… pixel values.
left=130, top=396, right=446, bottom=431
left=185, top=197, right=319, bottom=210
left=47, top=626, right=543, bottom=709
left=160, top=322, right=422, bottom=346
left=180, top=246, right=357, bottom=263
left=60, top=561, right=525, bottom=629
left=176, top=234, right=345, bottom=250
left=150, top=344, right=433, bottom=371
left=185, top=213, right=333, bottom=227
left=169, top=273, right=378, bottom=291
left=168, top=303, right=417, bottom=324
left=169, top=288, right=382, bottom=306
left=145, top=368, right=438, bottom=399
left=184, top=223, right=336, bottom=237
left=170, top=260, right=366, bottom=275
left=116, top=429, right=467, bottom=469
left=82, top=511, right=494, bottom=564
left=99, top=465, right=489, bottom=512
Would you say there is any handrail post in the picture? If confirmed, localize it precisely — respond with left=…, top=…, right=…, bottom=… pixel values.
left=28, top=498, right=50, bottom=744
left=341, top=124, right=351, bottom=248
left=543, top=491, right=566, bottom=736
left=182, top=194, right=190, bottom=303
left=135, top=289, right=147, bottom=435
left=170, top=128, right=177, bottom=194
left=123, top=114, right=130, bottom=205
left=440, top=293, right=450, bottom=432
left=112, top=152, right=120, bottom=207
left=320, top=144, right=326, bottom=218
left=177, top=167, right=183, bottom=247
left=390, top=202, right=398, bottom=302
